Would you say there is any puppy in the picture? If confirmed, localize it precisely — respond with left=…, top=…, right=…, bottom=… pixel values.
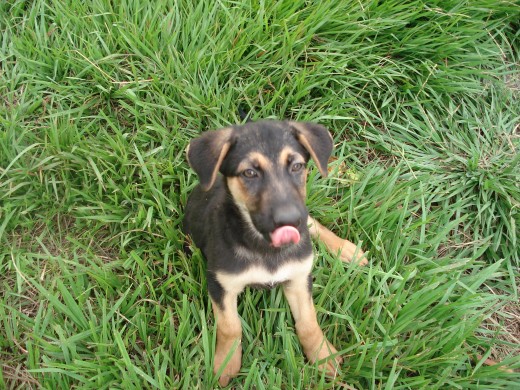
left=183, top=120, right=365, bottom=385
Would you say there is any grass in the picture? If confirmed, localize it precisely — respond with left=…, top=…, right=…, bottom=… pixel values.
left=1, top=0, right=519, bottom=388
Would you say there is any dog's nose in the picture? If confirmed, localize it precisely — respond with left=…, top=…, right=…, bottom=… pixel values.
left=273, top=205, right=301, bottom=228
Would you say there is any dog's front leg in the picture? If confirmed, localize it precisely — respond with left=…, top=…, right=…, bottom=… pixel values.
left=210, top=289, right=242, bottom=386
left=283, top=274, right=343, bottom=375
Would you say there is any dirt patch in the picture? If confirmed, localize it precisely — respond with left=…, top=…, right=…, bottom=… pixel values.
left=490, top=300, right=520, bottom=360
left=481, top=279, right=520, bottom=369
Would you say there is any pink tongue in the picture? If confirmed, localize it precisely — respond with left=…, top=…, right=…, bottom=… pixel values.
left=270, top=226, right=300, bottom=247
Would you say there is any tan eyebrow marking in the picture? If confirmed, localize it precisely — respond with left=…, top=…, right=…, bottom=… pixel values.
left=237, top=152, right=273, bottom=172
left=279, top=146, right=305, bottom=166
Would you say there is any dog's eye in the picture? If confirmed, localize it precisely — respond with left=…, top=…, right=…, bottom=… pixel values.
left=242, top=169, right=258, bottom=178
left=291, top=163, right=304, bottom=172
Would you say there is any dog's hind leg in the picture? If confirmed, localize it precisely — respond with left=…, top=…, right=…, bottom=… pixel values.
left=307, top=216, right=367, bottom=265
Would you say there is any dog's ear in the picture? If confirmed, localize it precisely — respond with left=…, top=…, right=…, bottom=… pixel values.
left=289, top=122, right=333, bottom=177
left=186, top=127, right=234, bottom=191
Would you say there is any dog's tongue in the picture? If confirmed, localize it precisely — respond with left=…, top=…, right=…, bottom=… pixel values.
left=270, top=226, right=300, bottom=247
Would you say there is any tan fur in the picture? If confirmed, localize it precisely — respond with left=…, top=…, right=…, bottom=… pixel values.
left=307, top=216, right=367, bottom=265
left=289, top=121, right=333, bottom=144
left=300, top=170, right=308, bottom=198
left=226, top=177, right=264, bottom=240
left=227, top=176, right=251, bottom=207
left=187, top=127, right=234, bottom=191
left=239, top=151, right=273, bottom=172
left=212, top=295, right=242, bottom=386
left=278, top=146, right=308, bottom=198
left=296, top=134, right=324, bottom=176
left=283, top=274, right=342, bottom=375
left=208, top=129, right=233, bottom=190
left=278, top=146, right=304, bottom=166
left=289, top=121, right=332, bottom=177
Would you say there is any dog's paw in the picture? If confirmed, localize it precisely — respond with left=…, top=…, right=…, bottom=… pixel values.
left=309, top=339, right=343, bottom=377
left=214, top=344, right=242, bottom=387
left=338, top=240, right=367, bottom=266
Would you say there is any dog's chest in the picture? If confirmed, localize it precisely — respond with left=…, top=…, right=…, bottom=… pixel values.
left=216, top=254, right=313, bottom=294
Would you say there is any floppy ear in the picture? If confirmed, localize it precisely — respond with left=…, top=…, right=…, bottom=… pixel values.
left=186, top=127, right=234, bottom=191
left=289, top=121, right=333, bottom=177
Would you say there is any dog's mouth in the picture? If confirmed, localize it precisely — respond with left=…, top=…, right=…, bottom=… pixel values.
left=269, top=226, right=301, bottom=247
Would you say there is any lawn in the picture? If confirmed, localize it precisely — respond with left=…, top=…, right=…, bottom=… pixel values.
left=1, top=0, right=519, bottom=388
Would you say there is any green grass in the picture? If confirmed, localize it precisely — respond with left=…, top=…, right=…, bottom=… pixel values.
left=1, top=0, right=519, bottom=388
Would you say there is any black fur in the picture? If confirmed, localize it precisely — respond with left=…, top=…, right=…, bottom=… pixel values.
left=183, top=120, right=332, bottom=308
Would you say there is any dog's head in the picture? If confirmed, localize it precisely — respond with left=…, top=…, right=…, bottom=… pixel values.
left=186, top=120, right=333, bottom=247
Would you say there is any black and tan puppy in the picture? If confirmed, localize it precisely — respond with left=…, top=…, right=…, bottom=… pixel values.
left=183, top=120, right=366, bottom=386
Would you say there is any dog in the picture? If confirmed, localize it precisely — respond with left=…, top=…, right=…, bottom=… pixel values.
left=183, top=120, right=366, bottom=386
